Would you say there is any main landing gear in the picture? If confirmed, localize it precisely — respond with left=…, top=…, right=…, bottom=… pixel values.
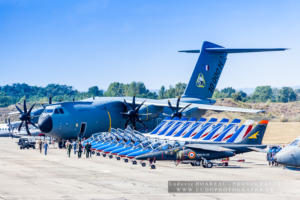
left=190, top=159, right=213, bottom=168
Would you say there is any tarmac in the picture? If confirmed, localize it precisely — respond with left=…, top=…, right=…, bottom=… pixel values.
left=1, top=138, right=300, bottom=200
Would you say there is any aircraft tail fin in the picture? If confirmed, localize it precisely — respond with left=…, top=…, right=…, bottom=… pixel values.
left=239, top=120, right=268, bottom=145
left=181, top=41, right=287, bottom=100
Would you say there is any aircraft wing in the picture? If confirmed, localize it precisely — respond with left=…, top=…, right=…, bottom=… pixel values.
left=127, top=98, right=264, bottom=114
left=247, top=147, right=267, bottom=153
left=185, top=144, right=235, bottom=152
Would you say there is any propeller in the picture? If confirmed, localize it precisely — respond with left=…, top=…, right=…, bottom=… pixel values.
left=165, top=96, right=191, bottom=119
left=15, top=99, right=38, bottom=135
left=121, top=96, right=146, bottom=130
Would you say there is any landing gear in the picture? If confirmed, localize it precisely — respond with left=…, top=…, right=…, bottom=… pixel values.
left=92, top=151, right=95, bottom=155
left=203, top=162, right=213, bottom=168
left=190, top=160, right=201, bottom=167
left=102, top=153, right=106, bottom=157
left=150, top=164, right=156, bottom=169
left=116, top=157, right=120, bottom=160
left=109, top=155, right=113, bottom=159
left=141, top=162, right=146, bottom=167
left=96, top=152, right=101, bottom=156
left=124, top=158, right=128, bottom=163
left=132, top=160, right=137, bottom=165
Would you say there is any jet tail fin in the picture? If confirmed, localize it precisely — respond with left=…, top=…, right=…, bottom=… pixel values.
left=238, top=120, right=268, bottom=145
left=181, top=41, right=287, bottom=100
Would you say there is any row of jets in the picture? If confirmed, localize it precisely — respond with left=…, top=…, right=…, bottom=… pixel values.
left=81, top=117, right=267, bottom=169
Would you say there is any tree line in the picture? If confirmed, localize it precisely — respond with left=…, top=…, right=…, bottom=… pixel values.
left=0, top=82, right=299, bottom=107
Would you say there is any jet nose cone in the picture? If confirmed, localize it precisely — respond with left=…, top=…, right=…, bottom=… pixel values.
left=38, top=115, right=53, bottom=133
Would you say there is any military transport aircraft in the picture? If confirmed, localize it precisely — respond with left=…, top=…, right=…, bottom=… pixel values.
left=14, top=41, right=286, bottom=139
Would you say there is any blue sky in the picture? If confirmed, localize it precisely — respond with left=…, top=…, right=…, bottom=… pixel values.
left=0, top=0, right=299, bottom=91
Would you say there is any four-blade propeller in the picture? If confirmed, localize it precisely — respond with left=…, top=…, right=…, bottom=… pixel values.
left=122, top=96, right=146, bottom=130
left=15, top=99, right=38, bottom=135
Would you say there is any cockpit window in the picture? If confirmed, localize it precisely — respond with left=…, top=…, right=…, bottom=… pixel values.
left=59, top=108, right=64, bottom=114
left=45, top=109, right=53, bottom=113
left=289, top=139, right=300, bottom=146
left=54, top=109, right=59, bottom=114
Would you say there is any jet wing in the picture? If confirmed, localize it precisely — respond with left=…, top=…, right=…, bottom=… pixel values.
left=127, top=98, right=264, bottom=114
left=247, top=147, right=267, bottom=153
left=185, top=144, right=235, bottom=152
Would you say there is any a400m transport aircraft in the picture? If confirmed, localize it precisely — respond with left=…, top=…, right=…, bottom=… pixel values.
left=17, top=41, right=286, bottom=139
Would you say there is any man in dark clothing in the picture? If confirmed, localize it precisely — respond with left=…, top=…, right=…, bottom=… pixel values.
left=85, top=142, right=91, bottom=158
left=67, top=141, right=72, bottom=158
left=38, top=140, right=42, bottom=153
left=78, top=142, right=83, bottom=158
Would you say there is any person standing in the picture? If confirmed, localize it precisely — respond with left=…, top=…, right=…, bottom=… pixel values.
left=73, top=140, right=77, bottom=155
left=67, top=141, right=72, bottom=158
left=78, top=142, right=83, bottom=158
left=38, top=139, right=43, bottom=153
left=85, top=142, right=91, bottom=158
left=44, top=141, right=48, bottom=156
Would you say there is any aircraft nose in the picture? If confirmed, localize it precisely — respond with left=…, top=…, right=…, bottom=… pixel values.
left=275, top=152, right=295, bottom=166
left=38, top=115, right=53, bottom=133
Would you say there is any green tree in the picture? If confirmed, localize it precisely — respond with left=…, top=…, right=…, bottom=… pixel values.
left=158, top=86, right=165, bottom=99
left=88, top=86, right=103, bottom=97
left=220, top=87, right=236, bottom=98
left=174, top=82, right=187, bottom=97
left=104, top=82, right=126, bottom=97
left=232, top=91, right=247, bottom=102
left=251, top=86, right=273, bottom=102
left=277, top=87, right=297, bottom=102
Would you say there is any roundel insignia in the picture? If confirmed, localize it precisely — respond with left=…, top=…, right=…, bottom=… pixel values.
left=188, top=151, right=196, bottom=159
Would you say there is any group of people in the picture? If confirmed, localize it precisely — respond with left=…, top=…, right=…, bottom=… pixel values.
left=37, top=139, right=49, bottom=156
left=267, top=145, right=282, bottom=166
left=65, top=140, right=92, bottom=159
left=35, top=138, right=94, bottom=159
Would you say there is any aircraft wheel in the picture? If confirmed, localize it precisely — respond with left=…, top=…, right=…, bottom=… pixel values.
left=92, top=151, right=95, bottom=154
left=132, top=160, right=137, bottom=165
left=102, top=154, right=106, bottom=157
left=191, top=163, right=195, bottom=166
left=96, top=152, right=100, bottom=156
left=33, top=146, right=36, bottom=149
left=206, top=162, right=213, bottom=168
left=124, top=159, right=128, bottom=163
left=141, top=162, right=146, bottom=167
left=195, top=161, right=201, bottom=166
left=116, top=157, right=121, bottom=160
left=151, top=165, right=156, bottom=169
left=109, top=155, right=113, bottom=159
left=27, top=146, right=29, bottom=149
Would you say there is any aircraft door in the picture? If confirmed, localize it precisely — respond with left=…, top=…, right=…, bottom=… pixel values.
left=78, top=122, right=87, bottom=138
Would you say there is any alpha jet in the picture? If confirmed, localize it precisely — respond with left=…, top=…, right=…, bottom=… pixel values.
left=34, top=41, right=286, bottom=139
left=135, top=120, right=268, bottom=168
left=274, top=137, right=300, bottom=168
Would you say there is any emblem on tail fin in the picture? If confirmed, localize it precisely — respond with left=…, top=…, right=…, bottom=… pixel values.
left=248, top=131, right=259, bottom=139
left=196, top=73, right=205, bottom=88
